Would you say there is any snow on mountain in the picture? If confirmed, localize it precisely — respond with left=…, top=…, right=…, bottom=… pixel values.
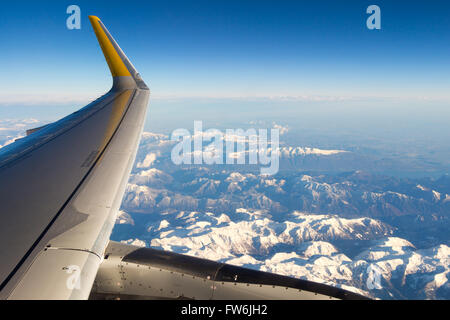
left=143, top=208, right=389, bottom=254
left=157, top=219, right=171, bottom=231
left=279, top=146, right=347, bottom=157
left=133, top=130, right=353, bottom=173
left=284, top=211, right=393, bottom=241
left=185, top=178, right=222, bottom=196
left=226, top=172, right=251, bottom=183
left=115, top=210, right=134, bottom=225
left=225, top=254, right=262, bottom=268
left=110, top=131, right=450, bottom=299
left=444, top=194, right=450, bottom=203
left=432, top=190, right=441, bottom=201
left=141, top=132, right=169, bottom=142
left=351, top=238, right=449, bottom=299
left=416, top=184, right=428, bottom=191
left=122, top=184, right=159, bottom=209
left=260, top=248, right=357, bottom=292
left=300, top=241, right=339, bottom=257
left=130, top=168, right=173, bottom=186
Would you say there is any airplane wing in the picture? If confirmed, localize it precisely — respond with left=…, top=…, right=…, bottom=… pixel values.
left=0, top=16, right=150, bottom=299
left=0, top=16, right=368, bottom=300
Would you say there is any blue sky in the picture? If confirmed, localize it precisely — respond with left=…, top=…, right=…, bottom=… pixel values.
left=0, top=0, right=449, bottom=104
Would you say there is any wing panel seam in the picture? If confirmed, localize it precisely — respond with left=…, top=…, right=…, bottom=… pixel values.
left=0, top=89, right=138, bottom=293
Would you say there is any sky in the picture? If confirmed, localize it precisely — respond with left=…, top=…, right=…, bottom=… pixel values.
left=0, top=0, right=449, bottom=101
left=0, top=0, right=449, bottom=140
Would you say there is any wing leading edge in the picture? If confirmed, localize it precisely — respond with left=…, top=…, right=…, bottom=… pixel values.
left=0, top=17, right=149, bottom=299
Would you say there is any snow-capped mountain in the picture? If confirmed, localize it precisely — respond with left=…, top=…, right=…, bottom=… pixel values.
left=114, top=207, right=449, bottom=299
left=145, top=209, right=393, bottom=256
left=108, top=130, right=449, bottom=300
left=120, top=156, right=448, bottom=247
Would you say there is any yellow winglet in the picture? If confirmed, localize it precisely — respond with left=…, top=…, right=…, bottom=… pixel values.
left=89, top=16, right=131, bottom=77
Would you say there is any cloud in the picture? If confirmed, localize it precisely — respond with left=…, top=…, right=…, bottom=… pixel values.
left=0, top=134, right=24, bottom=149
left=0, top=93, right=98, bottom=106
left=2, top=92, right=449, bottom=106
left=150, top=94, right=450, bottom=103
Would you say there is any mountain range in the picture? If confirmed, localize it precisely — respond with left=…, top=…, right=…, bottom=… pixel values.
left=111, top=131, right=449, bottom=299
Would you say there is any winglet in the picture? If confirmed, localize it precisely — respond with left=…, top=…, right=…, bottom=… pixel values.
left=89, top=16, right=131, bottom=77
left=89, top=16, right=148, bottom=91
